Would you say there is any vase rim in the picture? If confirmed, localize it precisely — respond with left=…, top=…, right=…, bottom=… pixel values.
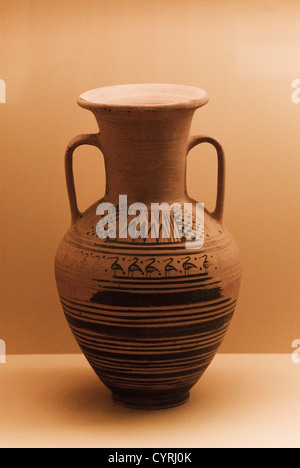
left=78, top=83, right=209, bottom=112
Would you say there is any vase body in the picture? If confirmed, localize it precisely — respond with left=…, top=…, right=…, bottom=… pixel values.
left=55, top=84, right=241, bottom=409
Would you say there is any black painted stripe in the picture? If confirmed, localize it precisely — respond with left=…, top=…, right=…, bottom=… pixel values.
left=71, top=325, right=228, bottom=349
left=100, top=281, right=221, bottom=293
left=78, top=342, right=221, bottom=362
left=68, top=238, right=202, bottom=252
left=90, top=287, right=222, bottom=307
left=64, top=310, right=234, bottom=337
left=61, top=299, right=236, bottom=321
left=92, top=275, right=214, bottom=285
left=61, top=295, right=233, bottom=312
left=74, top=328, right=228, bottom=354
left=84, top=348, right=217, bottom=364
left=63, top=305, right=235, bottom=327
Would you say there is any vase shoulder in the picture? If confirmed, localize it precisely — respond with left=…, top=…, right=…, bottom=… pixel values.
left=55, top=84, right=242, bottom=409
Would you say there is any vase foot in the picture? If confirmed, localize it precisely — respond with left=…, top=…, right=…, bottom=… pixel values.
left=112, top=390, right=190, bottom=410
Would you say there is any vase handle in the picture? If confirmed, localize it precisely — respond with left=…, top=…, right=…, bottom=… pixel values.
left=65, top=133, right=102, bottom=225
left=187, top=135, right=225, bottom=223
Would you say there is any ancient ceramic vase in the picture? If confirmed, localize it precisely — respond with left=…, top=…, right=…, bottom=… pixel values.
left=55, top=84, right=241, bottom=409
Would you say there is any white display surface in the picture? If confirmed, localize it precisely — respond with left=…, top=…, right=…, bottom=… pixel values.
left=0, top=354, right=299, bottom=448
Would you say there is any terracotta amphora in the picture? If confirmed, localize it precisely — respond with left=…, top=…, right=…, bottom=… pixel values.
left=55, top=84, right=242, bottom=409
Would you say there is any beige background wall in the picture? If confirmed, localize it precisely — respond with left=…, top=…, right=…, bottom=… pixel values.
left=0, top=0, right=299, bottom=354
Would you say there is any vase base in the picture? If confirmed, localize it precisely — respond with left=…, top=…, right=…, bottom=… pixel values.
left=112, top=391, right=190, bottom=410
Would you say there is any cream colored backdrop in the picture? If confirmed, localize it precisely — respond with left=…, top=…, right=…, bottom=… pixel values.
left=1, top=0, right=299, bottom=353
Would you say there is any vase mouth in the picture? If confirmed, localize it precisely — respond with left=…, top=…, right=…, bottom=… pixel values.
left=78, top=83, right=209, bottom=112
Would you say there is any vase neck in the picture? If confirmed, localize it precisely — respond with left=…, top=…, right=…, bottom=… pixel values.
left=93, top=109, right=195, bottom=205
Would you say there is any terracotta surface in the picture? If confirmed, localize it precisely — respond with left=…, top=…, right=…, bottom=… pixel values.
left=55, top=84, right=242, bottom=409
